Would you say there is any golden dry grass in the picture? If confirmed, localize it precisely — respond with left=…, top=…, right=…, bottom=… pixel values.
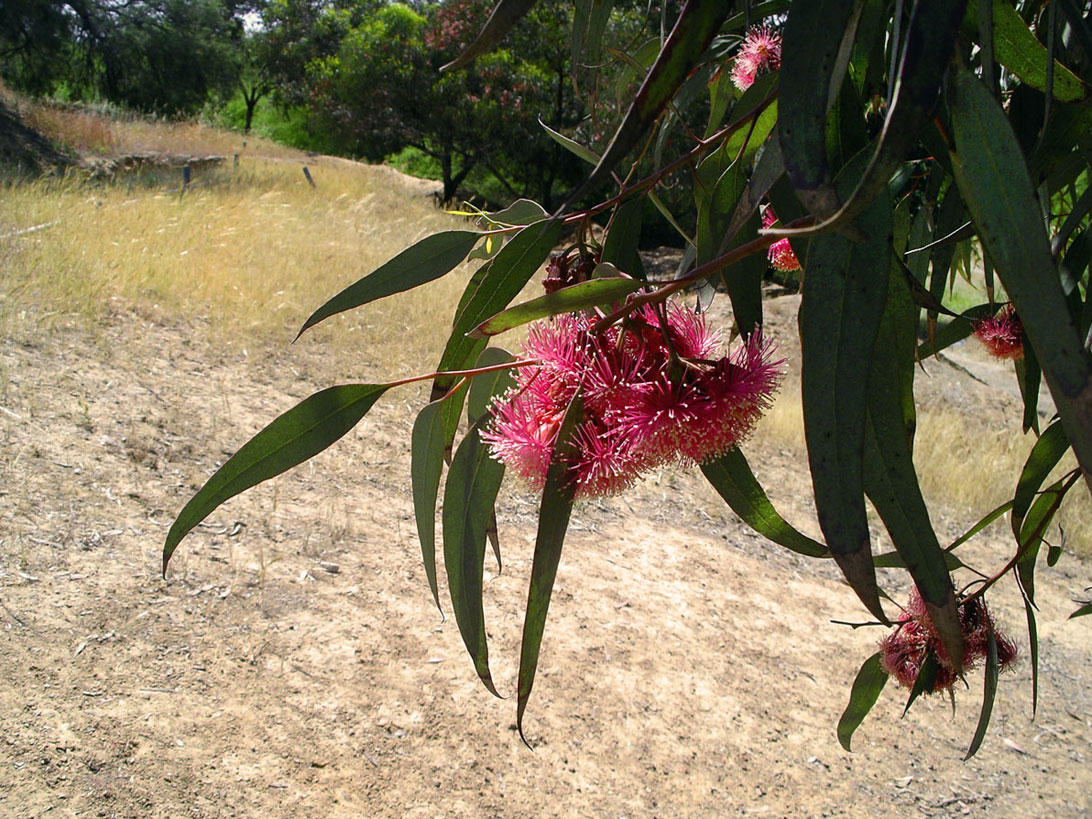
left=14, top=96, right=301, bottom=160
left=0, top=108, right=498, bottom=380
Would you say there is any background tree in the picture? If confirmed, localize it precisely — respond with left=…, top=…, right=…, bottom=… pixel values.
left=0, top=0, right=248, bottom=116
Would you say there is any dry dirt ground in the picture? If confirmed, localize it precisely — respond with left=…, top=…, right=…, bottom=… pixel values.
left=1, top=284, right=1090, bottom=818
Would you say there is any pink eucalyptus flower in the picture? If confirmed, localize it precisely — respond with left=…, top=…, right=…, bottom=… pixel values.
left=731, top=25, right=782, bottom=91
left=482, top=305, right=784, bottom=498
left=879, top=588, right=1018, bottom=694
left=973, top=305, right=1023, bottom=360
left=762, top=206, right=802, bottom=273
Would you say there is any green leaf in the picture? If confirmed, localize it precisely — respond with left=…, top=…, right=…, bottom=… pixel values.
left=516, top=394, right=584, bottom=745
left=1011, top=419, right=1069, bottom=539
left=724, top=131, right=785, bottom=244
left=571, top=0, right=615, bottom=96
left=465, top=347, right=516, bottom=575
left=432, top=219, right=563, bottom=405
left=800, top=156, right=892, bottom=623
left=964, top=629, right=1000, bottom=760
left=967, top=0, right=1089, bottom=102
left=1019, top=589, right=1040, bottom=715
left=838, top=652, right=888, bottom=752
left=164, top=384, right=389, bottom=572
left=1016, top=472, right=1078, bottom=604
left=863, top=266, right=963, bottom=669
left=948, top=61, right=1092, bottom=493
left=1015, top=345, right=1042, bottom=434
left=296, top=231, right=479, bottom=339
left=1070, top=603, right=1092, bottom=619
left=469, top=278, right=645, bottom=338
left=412, top=399, right=448, bottom=614
left=563, top=1, right=732, bottom=205
left=486, top=199, right=549, bottom=227
left=600, top=196, right=646, bottom=281
left=902, top=652, right=939, bottom=717
left=778, top=0, right=859, bottom=218
left=798, top=1, right=968, bottom=233
left=947, top=499, right=1014, bottom=551
left=720, top=210, right=767, bottom=337
left=872, top=550, right=965, bottom=571
left=442, top=421, right=506, bottom=696
left=543, top=126, right=597, bottom=175
left=697, top=160, right=746, bottom=268
left=466, top=347, right=517, bottom=425
left=441, top=0, right=537, bottom=71
left=700, top=448, right=829, bottom=558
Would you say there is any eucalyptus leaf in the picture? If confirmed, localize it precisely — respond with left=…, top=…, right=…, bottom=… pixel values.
left=164, top=384, right=389, bottom=571
left=838, top=652, right=888, bottom=752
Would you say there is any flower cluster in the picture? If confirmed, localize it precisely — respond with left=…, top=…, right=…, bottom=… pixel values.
left=482, top=304, right=784, bottom=498
left=761, top=206, right=802, bottom=273
left=731, top=25, right=783, bottom=91
left=973, top=305, right=1024, bottom=360
left=880, top=588, right=1018, bottom=693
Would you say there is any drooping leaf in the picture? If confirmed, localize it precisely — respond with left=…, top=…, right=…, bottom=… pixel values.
left=838, top=652, right=889, bottom=752
left=863, top=265, right=963, bottom=669
left=412, top=399, right=448, bottom=614
left=296, top=231, right=480, bottom=339
left=697, top=159, right=747, bottom=268
left=1015, top=344, right=1043, bottom=434
left=164, top=384, right=390, bottom=572
left=800, top=156, right=892, bottom=623
left=571, top=0, right=615, bottom=96
left=720, top=209, right=767, bottom=337
left=947, top=499, right=1014, bottom=552
left=784, top=1, right=967, bottom=235
left=465, top=347, right=517, bottom=575
left=563, top=1, right=733, bottom=206
left=902, top=652, right=939, bottom=717
left=442, top=421, right=507, bottom=696
left=1019, top=589, right=1040, bottom=715
left=948, top=61, right=1092, bottom=493
left=648, top=189, right=695, bottom=248
left=540, top=116, right=602, bottom=166
left=432, top=219, right=563, bottom=408
left=725, top=131, right=786, bottom=243
left=700, top=448, right=829, bottom=558
left=778, top=0, right=859, bottom=219
left=1070, top=603, right=1092, bottom=619
left=1011, top=419, right=1069, bottom=539
left=469, top=278, right=645, bottom=338
left=600, top=196, right=646, bottom=280
left=516, top=394, right=584, bottom=745
left=964, top=629, right=1000, bottom=760
left=441, top=0, right=537, bottom=71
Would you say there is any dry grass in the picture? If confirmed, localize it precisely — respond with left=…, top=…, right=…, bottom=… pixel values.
left=14, top=96, right=301, bottom=161
left=3, top=101, right=1088, bottom=558
left=0, top=109, right=499, bottom=380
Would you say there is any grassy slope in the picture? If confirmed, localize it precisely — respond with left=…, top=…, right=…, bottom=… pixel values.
left=2, top=98, right=1089, bottom=555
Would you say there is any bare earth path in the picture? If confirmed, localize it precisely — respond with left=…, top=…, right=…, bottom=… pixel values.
left=1, top=296, right=1090, bottom=817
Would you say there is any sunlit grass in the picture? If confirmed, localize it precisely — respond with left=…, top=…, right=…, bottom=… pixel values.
left=3, top=100, right=1087, bottom=559
left=0, top=128, right=495, bottom=379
